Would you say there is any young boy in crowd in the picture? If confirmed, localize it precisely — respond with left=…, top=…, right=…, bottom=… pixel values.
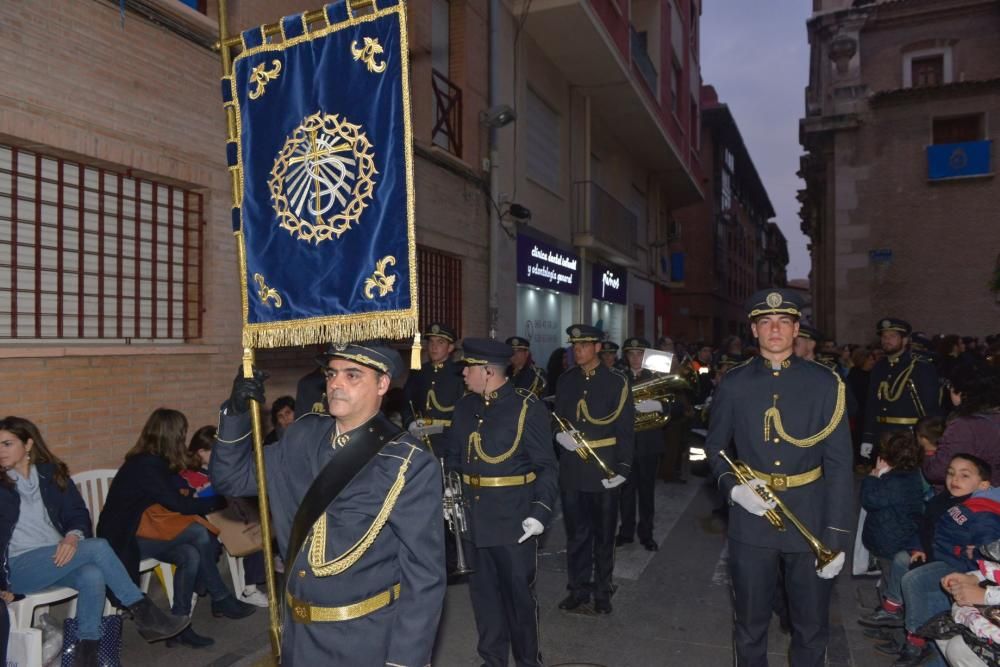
left=863, top=454, right=1000, bottom=665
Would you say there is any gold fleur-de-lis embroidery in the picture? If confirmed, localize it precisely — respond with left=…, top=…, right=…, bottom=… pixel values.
left=249, top=60, right=282, bottom=100
left=253, top=273, right=283, bottom=307
left=363, top=255, right=396, bottom=299
left=350, top=37, right=387, bottom=74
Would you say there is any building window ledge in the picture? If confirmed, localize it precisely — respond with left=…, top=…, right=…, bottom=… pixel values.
left=927, top=172, right=994, bottom=183
left=0, top=343, right=222, bottom=360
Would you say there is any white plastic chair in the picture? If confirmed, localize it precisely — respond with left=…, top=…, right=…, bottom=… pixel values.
left=72, top=469, right=176, bottom=607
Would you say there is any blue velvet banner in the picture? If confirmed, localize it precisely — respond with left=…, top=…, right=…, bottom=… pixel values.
left=224, top=0, right=416, bottom=347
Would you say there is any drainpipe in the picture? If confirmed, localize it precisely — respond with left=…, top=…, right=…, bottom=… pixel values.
left=487, top=0, right=501, bottom=338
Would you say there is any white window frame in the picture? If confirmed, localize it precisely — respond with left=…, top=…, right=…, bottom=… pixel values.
left=903, top=47, right=952, bottom=89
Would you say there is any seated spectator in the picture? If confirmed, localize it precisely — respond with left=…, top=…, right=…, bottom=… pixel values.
left=923, top=364, right=1000, bottom=488
left=0, top=417, right=186, bottom=666
left=184, top=426, right=268, bottom=608
left=97, top=409, right=254, bottom=650
left=264, top=396, right=295, bottom=445
left=860, top=431, right=925, bottom=598
left=873, top=454, right=1000, bottom=665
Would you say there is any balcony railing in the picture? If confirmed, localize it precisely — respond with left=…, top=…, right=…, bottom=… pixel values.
left=431, top=69, right=463, bottom=159
left=573, top=181, right=638, bottom=260
left=629, top=25, right=658, bottom=94
left=927, top=140, right=992, bottom=180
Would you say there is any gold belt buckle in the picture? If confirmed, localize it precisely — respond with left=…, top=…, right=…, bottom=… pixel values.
left=291, top=601, right=311, bottom=624
left=770, top=473, right=788, bottom=492
left=468, top=474, right=481, bottom=487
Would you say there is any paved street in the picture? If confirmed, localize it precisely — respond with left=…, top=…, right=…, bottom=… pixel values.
left=95, top=474, right=902, bottom=667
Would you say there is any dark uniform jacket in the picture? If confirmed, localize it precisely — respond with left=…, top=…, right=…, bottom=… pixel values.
left=863, top=351, right=940, bottom=444
left=553, top=364, right=635, bottom=493
left=706, top=355, right=854, bottom=553
left=403, top=359, right=466, bottom=455
left=210, top=411, right=445, bottom=667
left=443, top=382, right=558, bottom=547
left=509, top=363, right=547, bottom=398
left=627, top=368, right=667, bottom=456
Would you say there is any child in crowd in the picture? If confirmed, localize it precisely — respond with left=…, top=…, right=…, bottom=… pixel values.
left=915, top=416, right=946, bottom=490
left=860, top=431, right=925, bottom=598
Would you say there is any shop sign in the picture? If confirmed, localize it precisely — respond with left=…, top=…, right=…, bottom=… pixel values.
left=591, top=262, right=627, bottom=304
left=516, top=233, right=580, bottom=294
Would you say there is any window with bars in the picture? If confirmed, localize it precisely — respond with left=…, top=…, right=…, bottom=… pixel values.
left=417, top=245, right=462, bottom=338
left=0, top=144, right=204, bottom=342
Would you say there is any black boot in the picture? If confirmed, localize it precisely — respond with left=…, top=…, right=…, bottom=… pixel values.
left=211, top=594, right=256, bottom=619
left=126, top=595, right=190, bottom=642
left=166, top=626, right=215, bottom=649
left=72, top=639, right=100, bottom=667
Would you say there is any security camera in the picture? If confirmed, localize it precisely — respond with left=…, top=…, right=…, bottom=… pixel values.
left=480, top=104, right=517, bottom=129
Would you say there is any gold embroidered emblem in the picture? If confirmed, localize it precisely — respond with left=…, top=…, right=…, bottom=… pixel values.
left=248, top=59, right=282, bottom=100
left=431, top=324, right=441, bottom=334
left=766, top=292, right=783, bottom=309
left=253, top=273, right=283, bottom=308
left=881, top=319, right=891, bottom=329
left=350, top=37, right=387, bottom=74
left=571, top=327, right=581, bottom=338
left=363, top=255, right=397, bottom=299
left=332, top=433, right=350, bottom=448
left=270, top=111, right=377, bottom=244
left=334, top=343, right=348, bottom=352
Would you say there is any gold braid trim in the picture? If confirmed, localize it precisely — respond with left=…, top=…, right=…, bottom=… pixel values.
left=427, top=389, right=455, bottom=413
left=877, top=360, right=916, bottom=403
left=576, top=376, right=629, bottom=425
left=763, top=375, right=846, bottom=448
left=468, top=398, right=529, bottom=464
left=307, top=448, right=413, bottom=577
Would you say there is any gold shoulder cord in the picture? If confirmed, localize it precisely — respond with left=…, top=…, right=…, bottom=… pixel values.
left=764, top=374, right=846, bottom=448
left=576, top=376, right=629, bottom=425
left=877, top=360, right=916, bottom=403
left=468, top=397, right=529, bottom=464
left=426, top=389, right=455, bottom=413
left=307, top=447, right=415, bottom=577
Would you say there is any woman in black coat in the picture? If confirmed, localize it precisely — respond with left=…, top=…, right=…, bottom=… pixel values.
left=97, top=408, right=254, bottom=649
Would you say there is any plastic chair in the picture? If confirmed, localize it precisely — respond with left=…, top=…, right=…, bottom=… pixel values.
left=72, top=469, right=175, bottom=607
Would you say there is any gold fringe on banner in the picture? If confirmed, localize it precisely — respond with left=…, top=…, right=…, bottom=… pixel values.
left=242, top=312, right=418, bottom=349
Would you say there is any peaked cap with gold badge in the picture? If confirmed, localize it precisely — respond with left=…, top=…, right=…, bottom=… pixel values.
left=744, top=288, right=804, bottom=320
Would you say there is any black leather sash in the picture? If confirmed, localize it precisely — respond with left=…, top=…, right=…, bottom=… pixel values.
left=286, top=414, right=405, bottom=565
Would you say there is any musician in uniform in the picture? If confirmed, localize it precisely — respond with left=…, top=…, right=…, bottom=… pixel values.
left=860, top=318, right=941, bottom=460
left=443, top=338, right=558, bottom=667
left=402, top=322, right=465, bottom=456
left=706, top=289, right=853, bottom=666
left=616, top=337, right=668, bottom=551
left=211, top=342, right=446, bottom=667
left=554, top=324, right=634, bottom=614
left=793, top=324, right=820, bottom=362
left=599, top=341, right=620, bottom=369
left=506, top=336, right=547, bottom=398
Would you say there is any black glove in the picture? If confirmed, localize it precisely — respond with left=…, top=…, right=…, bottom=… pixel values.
left=228, top=367, right=268, bottom=415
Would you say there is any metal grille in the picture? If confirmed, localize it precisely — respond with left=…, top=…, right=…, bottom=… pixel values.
left=417, top=245, right=462, bottom=338
left=0, top=144, right=204, bottom=341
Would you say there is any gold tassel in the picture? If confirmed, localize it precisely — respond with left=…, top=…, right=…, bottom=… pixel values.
left=410, top=332, right=421, bottom=370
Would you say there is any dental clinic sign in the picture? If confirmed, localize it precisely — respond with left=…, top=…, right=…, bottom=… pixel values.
left=516, top=233, right=580, bottom=294
left=591, top=262, right=627, bottom=304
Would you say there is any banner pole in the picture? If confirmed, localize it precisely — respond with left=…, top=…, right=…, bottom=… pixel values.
left=216, top=0, right=283, bottom=661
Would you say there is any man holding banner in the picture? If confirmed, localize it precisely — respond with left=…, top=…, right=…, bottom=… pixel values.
left=212, top=0, right=440, bottom=662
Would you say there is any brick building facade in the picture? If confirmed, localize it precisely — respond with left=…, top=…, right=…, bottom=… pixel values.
left=669, top=85, right=785, bottom=344
left=0, top=0, right=490, bottom=470
left=800, top=0, right=1000, bottom=342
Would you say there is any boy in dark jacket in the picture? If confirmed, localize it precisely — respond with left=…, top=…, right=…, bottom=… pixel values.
left=860, top=431, right=925, bottom=599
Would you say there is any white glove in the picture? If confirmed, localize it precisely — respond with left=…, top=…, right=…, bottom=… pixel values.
left=635, top=399, right=663, bottom=414
left=408, top=420, right=444, bottom=437
left=601, top=474, right=626, bottom=490
left=518, top=517, right=544, bottom=544
left=817, top=551, right=846, bottom=579
left=730, top=480, right=777, bottom=516
left=556, top=431, right=582, bottom=452
left=860, top=442, right=874, bottom=459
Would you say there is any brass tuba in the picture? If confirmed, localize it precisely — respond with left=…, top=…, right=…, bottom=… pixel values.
left=719, top=452, right=842, bottom=572
left=632, top=374, right=690, bottom=432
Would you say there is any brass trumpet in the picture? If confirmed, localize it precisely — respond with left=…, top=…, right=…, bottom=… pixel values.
left=442, top=461, right=474, bottom=576
left=553, top=413, right=616, bottom=479
left=719, top=452, right=842, bottom=572
left=632, top=374, right=690, bottom=432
